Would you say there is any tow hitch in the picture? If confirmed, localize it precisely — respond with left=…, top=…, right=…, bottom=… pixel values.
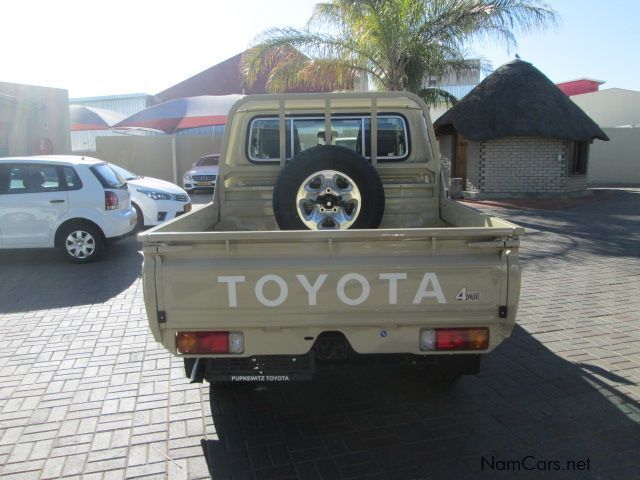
left=315, top=333, right=350, bottom=361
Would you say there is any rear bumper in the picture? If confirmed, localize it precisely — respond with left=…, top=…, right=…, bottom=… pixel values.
left=188, top=351, right=481, bottom=383
left=159, top=321, right=513, bottom=357
left=186, top=332, right=484, bottom=383
left=106, top=222, right=138, bottom=243
left=103, top=207, right=137, bottom=239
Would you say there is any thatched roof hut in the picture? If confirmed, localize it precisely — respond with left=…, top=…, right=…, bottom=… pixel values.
left=434, top=59, right=609, bottom=142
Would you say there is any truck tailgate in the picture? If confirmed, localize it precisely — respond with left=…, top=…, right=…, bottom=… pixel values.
left=143, top=226, right=521, bottom=356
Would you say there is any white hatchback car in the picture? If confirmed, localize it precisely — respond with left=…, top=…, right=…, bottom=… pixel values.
left=108, top=164, right=191, bottom=229
left=0, top=155, right=136, bottom=263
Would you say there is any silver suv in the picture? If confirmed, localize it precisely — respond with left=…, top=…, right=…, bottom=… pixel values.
left=183, top=154, right=219, bottom=194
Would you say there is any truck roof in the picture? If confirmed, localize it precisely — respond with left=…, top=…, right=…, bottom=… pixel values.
left=232, top=91, right=428, bottom=113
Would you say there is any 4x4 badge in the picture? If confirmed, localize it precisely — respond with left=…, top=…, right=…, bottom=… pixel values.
left=456, top=288, right=480, bottom=301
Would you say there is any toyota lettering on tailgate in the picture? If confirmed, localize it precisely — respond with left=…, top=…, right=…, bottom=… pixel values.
left=217, top=272, right=447, bottom=307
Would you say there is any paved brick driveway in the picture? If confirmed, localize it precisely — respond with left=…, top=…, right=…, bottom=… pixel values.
left=1, top=189, right=639, bottom=479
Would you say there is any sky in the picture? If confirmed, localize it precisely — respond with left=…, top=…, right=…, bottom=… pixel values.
left=1, top=0, right=639, bottom=99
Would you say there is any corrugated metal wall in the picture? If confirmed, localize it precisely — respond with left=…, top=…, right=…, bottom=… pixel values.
left=440, top=84, right=476, bottom=100
left=70, top=93, right=151, bottom=115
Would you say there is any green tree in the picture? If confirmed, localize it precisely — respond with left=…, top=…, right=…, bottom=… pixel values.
left=241, top=0, right=557, bottom=105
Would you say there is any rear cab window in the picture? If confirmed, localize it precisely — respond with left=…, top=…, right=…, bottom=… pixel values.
left=91, top=163, right=127, bottom=189
left=248, top=115, right=409, bottom=163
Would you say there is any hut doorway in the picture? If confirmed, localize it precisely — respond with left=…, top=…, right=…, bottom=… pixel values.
left=452, top=133, right=468, bottom=187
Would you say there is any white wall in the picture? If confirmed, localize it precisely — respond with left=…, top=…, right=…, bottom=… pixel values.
left=588, top=127, right=640, bottom=185
left=572, top=89, right=640, bottom=127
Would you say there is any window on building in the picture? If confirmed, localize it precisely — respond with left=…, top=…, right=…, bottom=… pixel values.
left=568, top=141, right=589, bottom=175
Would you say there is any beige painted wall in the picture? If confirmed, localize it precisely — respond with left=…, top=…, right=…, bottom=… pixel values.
left=571, top=89, right=640, bottom=127
left=588, top=127, right=640, bottom=185
left=94, top=133, right=224, bottom=183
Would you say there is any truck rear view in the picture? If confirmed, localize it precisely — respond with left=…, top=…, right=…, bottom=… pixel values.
left=140, top=92, right=523, bottom=383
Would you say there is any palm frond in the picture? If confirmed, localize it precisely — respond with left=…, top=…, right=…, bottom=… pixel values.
left=242, top=0, right=558, bottom=98
left=417, top=87, right=459, bottom=107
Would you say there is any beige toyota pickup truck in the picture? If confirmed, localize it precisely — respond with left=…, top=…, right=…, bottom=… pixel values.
left=140, top=92, right=523, bottom=383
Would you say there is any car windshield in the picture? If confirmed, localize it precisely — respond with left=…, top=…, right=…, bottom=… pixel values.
left=109, top=163, right=140, bottom=180
left=197, top=156, right=219, bottom=167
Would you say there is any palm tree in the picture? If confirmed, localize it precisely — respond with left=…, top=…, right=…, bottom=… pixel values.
left=241, top=0, right=557, bottom=105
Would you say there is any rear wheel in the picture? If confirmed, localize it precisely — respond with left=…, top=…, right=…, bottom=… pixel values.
left=58, top=222, right=105, bottom=263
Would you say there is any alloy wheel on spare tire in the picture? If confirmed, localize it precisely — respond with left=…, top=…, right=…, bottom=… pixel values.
left=58, top=222, right=105, bottom=263
left=273, top=145, right=385, bottom=230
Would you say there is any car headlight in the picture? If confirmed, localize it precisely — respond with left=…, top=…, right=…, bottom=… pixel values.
left=136, top=189, right=172, bottom=201
left=184, top=174, right=192, bottom=180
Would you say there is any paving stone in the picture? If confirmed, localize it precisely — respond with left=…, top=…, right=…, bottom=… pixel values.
left=1, top=192, right=640, bottom=479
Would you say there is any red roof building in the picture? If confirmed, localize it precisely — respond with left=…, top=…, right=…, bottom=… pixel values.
left=155, top=53, right=262, bottom=102
left=556, top=78, right=605, bottom=96
left=155, top=51, right=329, bottom=103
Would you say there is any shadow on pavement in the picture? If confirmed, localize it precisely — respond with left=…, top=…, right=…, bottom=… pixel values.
left=200, top=187, right=640, bottom=479
left=484, top=189, right=640, bottom=261
left=0, top=236, right=142, bottom=314
left=201, top=325, right=639, bottom=480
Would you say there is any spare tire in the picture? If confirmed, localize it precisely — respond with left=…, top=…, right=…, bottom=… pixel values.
left=273, top=145, right=385, bottom=230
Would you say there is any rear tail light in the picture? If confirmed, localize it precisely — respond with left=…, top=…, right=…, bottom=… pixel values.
left=105, top=191, right=119, bottom=210
left=420, top=328, right=489, bottom=351
left=176, top=331, right=244, bottom=354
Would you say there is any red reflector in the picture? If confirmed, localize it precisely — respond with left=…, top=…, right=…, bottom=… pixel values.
left=105, top=191, right=119, bottom=210
left=435, top=328, right=489, bottom=351
left=176, top=331, right=229, bottom=354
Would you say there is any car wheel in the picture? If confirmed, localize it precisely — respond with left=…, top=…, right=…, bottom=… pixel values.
left=58, top=222, right=105, bottom=263
left=273, top=145, right=385, bottom=230
left=133, top=203, right=145, bottom=231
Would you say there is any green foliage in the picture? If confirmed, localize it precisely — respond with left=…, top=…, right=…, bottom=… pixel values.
left=241, top=0, right=557, bottom=106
